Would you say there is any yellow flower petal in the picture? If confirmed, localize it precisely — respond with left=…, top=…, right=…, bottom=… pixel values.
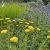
left=1, top=29, right=8, bottom=34
left=16, top=25, right=19, bottom=26
left=25, top=29, right=31, bottom=32
left=47, top=36, right=50, bottom=39
left=12, top=20, right=16, bottom=22
left=48, top=30, right=50, bottom=33
left=29, top=21, right=34, bottom=23
left=10, top=37, right=18, bottom=43
left=28, top=26, right=35, bottom=31
left=25, top=22, right=29, bottom=25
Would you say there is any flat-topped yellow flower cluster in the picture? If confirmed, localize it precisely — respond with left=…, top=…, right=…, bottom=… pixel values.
left=0, top=29, right=8, bottom=34
left=10, top=37, right=18, bottom=43
left=25, top=26, right=35, bottom=32
left=25, top=25, right=41, bottom=33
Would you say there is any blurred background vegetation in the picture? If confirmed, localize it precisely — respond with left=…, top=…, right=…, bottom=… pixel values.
left=0, top=0, right=50, bottom=19
left=0, top=0, right=37, bottom=3
left=0, top=0, right=50, bottom=5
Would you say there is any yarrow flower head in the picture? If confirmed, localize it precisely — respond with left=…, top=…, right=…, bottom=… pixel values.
left=24, top=22, right=29, bottom=25
left=48, top=30, right=50, bottom=33
left=25, top=25, right=35, bottom=33
left=16, top=25, right=19, bottom=26
left=47, top=36, right=50, bottom=39
left=28, top=26, right=35, bottom=32
left=10, top=37, right=18, bottom=43
left=12, top=20, right=16, bottom=22
left=25, top=29, right=31, bottom=32
left=1, top=29, right=8, bottom=34
left=29, top=21, right=34, bottom=23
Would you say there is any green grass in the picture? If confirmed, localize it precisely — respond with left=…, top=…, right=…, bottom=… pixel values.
left=0, top=3, right=28, bottom=18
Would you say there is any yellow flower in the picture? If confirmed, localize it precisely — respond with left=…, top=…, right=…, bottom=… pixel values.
left=29, top=21, right=34, bottom=23
left=25, top=22, right=29, bottom=25
left=47, top=36, right=50, bottom=39
left=12, top=20, right=16, bottom=22
left=16, top=25, right=19, bottom=26
left=28, top=26, right=35, bottom=31
left=10, top=37, right=18, bottom=43
left=5, top=18, right=10, bottom=20
left=48, top=30, right=50, bottom=33
left=36, top=27, right=41, bottom=31
left=25, top=29, right=31, bottom=32
left=1, top=29, right=8, bottom=34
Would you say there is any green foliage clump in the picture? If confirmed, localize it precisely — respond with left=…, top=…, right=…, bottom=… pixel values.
left=0, top=3, right=28, bottom=18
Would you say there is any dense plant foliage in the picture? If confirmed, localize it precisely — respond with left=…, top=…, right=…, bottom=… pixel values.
left=0, top=3, right=28, bottom=18
left=0, top=1, right=50, bottom=50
